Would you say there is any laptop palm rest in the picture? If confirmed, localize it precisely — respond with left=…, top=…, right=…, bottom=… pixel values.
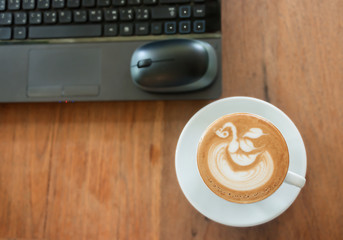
left=27, top=48, right=101, bottom=97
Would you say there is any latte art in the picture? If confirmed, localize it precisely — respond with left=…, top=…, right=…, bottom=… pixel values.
left=208, top=142, right=274, bottom=191
left=197, top=113, right=289, bottom=203
left=209, top=123, right=274, bottom=190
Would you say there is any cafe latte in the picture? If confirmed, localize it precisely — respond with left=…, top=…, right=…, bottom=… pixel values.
left=197, top=113, right=289, bottom=203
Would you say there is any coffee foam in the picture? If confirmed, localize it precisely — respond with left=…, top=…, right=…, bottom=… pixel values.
left=197, top=113, right=289, bottom=203
left=208, top=143, right=274, bottom=191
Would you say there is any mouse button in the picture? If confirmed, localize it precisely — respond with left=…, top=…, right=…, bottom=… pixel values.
left=137, top=58, right=152, bottom=68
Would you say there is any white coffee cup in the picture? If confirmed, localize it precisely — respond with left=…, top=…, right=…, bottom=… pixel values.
left=175, top=97, right=307, bottom=227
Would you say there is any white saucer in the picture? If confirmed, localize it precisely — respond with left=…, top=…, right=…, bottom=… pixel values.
left=175, top=97, right=307, bottom=227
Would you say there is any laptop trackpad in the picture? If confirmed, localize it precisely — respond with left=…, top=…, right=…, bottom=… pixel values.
left=28, top=48, right=101, bottom=97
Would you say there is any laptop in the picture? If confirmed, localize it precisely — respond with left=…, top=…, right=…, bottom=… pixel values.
left=0, top=0, right=222, bottom=102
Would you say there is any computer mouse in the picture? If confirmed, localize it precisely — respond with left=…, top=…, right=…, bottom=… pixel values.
left=130, top=39, right=218, bottom=93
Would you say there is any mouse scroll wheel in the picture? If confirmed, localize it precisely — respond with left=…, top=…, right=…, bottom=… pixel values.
left=137, top=59, right=152, bottom=68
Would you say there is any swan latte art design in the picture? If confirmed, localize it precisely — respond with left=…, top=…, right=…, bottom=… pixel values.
left=197, top=113, right=289, bottom=203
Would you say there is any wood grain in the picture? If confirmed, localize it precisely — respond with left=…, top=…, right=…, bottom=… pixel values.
left=1, top=0, right=343, bottom=239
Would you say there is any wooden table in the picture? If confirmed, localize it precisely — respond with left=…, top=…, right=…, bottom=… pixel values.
left=1, top=1, right=342, bottom=239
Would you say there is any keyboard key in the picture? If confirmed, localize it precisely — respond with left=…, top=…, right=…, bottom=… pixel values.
left=37, top=0, right=50, bottom=9
left=59, top=10, right=72, bottom=23
left=151, top=22, right=161, bottom=35
left=74, top=10, right=87, bottom=22
left=164, top=21, right=176, bottom=34
left=120, top=8, right=134, bottom=21
left=44, top=11, right=57, bottom=24
left=8, top=0, right=20, bottom=10
left=143, top=0, right=156, bottom=5
left=0, top=0, right=5, bottom=11
left=193, top=5, right=205, bottom=17
left=52, top=0, right=65, bottom=8
left=136, top=8, right=149, bottom=20
left=97, top=0, right=110, bottom=7
left=89, top=9, right=102, bottom=22
left=67, top=0, right=80, bottom=8
left=22, top=0, right=35, bottom=10
left=82, top=0, right=95, bottom=7
left=104, top=9, right=118, bottom=21
left=119, top=23, right=133, bottom=35
left=29, top=24, right=102, bottom=39
left=179, top=20, right=190, bottom=34
left=104, top=23, right=117, bottom=36
left=29, top=12, right=42, bottom=24
left=14, top=12, right=27, bottom=25
left=151, top=6, right=177, bottom=19
left=193, top=20, right=205, bottom=33
left=179, top=6, right=191, bottom=18
left=135, top=22, right=148, bottom=35
left=0, top=13, right=12, bottom=25
left=13, top=26, right=26, bottom=39
left=128, top=0, right=140, bottom=5
left=0, top=27, right=11, bottom=39
left=160, top=0, right=189, bottom=3
left=113, top=0, right=126, bottom=6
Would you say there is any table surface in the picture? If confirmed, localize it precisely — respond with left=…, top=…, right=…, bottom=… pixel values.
left=1, top=1, right=343, bottom=239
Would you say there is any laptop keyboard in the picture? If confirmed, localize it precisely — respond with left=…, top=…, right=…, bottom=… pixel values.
left=0, top=0, right=220, bottom=40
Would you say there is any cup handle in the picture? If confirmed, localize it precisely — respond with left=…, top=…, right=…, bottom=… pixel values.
left=285, top=171, right=306, bottom=188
